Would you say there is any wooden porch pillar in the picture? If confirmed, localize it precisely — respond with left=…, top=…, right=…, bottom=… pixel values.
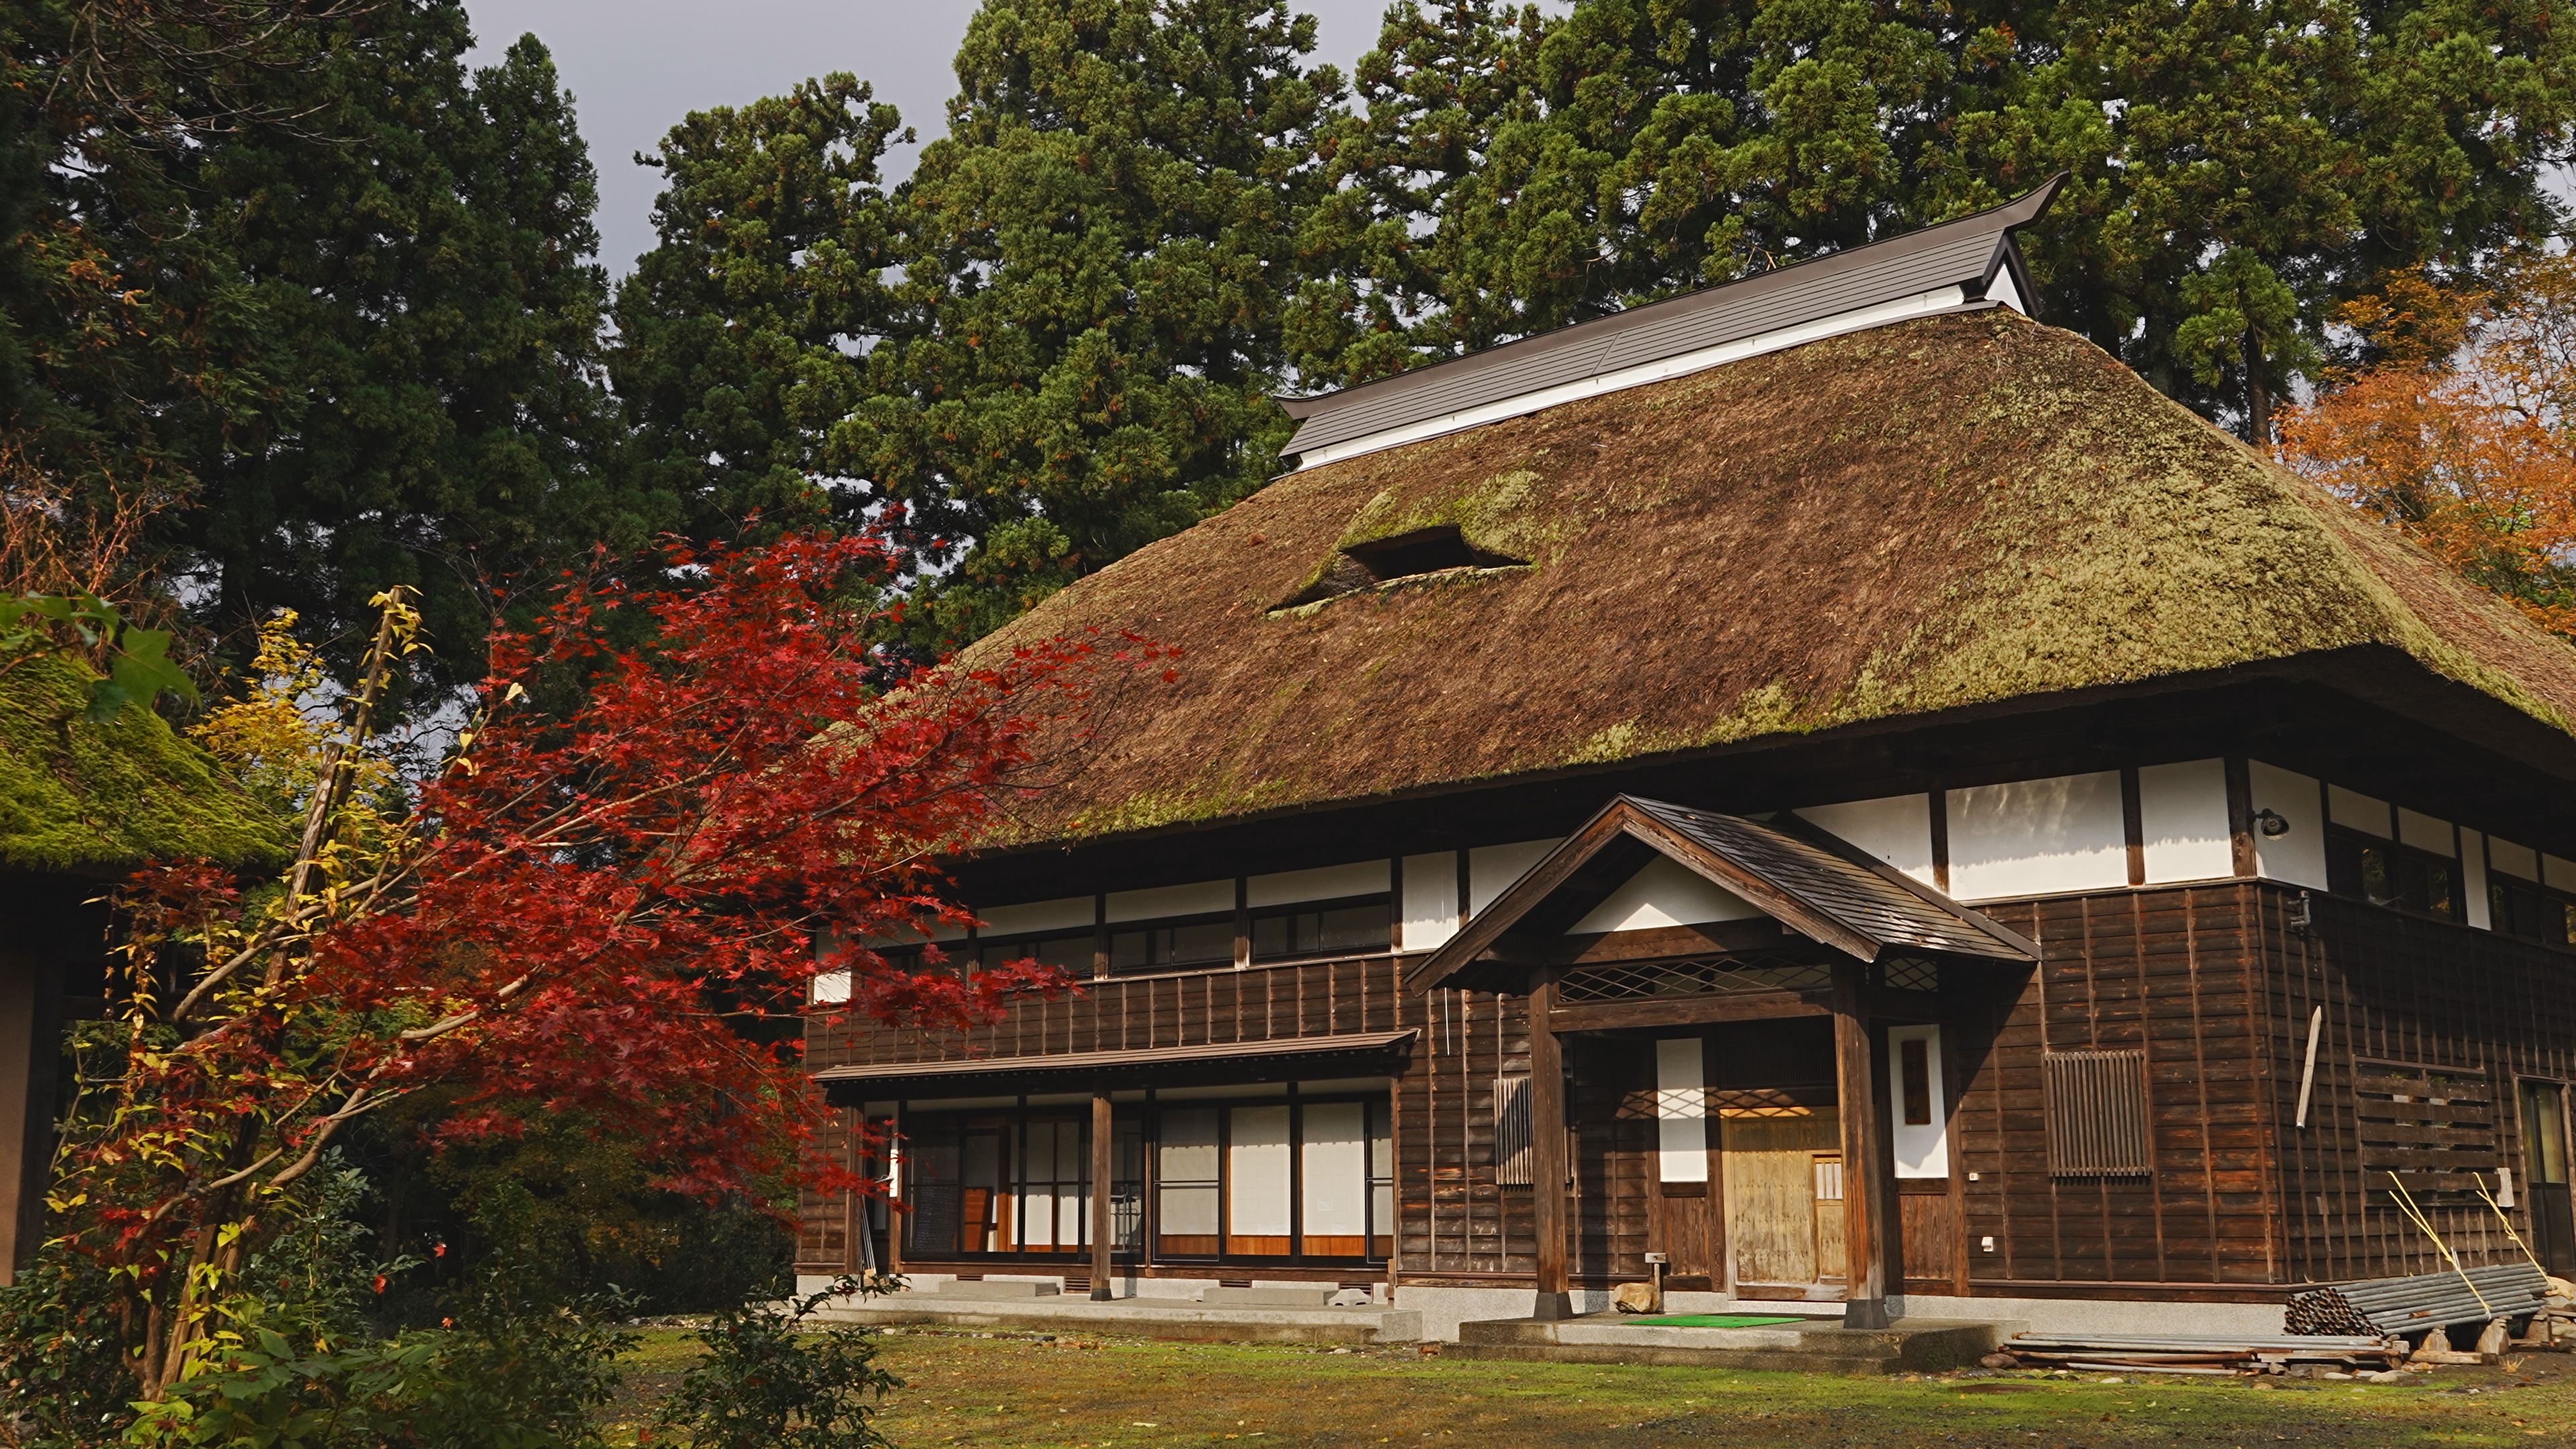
left=1833, top=962, right=1893, bottom=1328
left=840, top=1108, right=866, bottom=1276
left=883, top=1102, right=906, bottom=1279
left=1091, top=1089, right=1114, bottom=1300
left=1529, top=977, right=1573, bottom=1320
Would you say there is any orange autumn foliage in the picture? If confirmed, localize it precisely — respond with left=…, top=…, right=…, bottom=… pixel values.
left=2278, top=256, right=2576, bottom=639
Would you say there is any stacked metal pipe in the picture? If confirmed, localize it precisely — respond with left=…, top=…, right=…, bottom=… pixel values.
left=2286, top=1264, right=2548, bottom=1338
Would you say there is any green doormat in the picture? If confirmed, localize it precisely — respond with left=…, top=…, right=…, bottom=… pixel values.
left=1626, top=1313, right=1809, bottom=1328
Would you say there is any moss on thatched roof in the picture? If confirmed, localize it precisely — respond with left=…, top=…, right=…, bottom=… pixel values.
left=968, top=310, right=2576, bottom=848
left=0, top=650, right=286, bottom=873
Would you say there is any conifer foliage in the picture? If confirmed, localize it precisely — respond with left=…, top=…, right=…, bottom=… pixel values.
left=3, top=1, right=645, bottom=689
left=618, top=0, right=1348, bottom=644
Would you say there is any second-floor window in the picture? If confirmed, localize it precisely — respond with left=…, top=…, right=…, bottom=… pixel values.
left=2492, top=876, right=2576, bottom=947
left=1250, top=895, right=1389, bottom=961
left=974, top=930, right=1095, bottom=974
left=2326, top=826, right=2457, bottom=919
left=1110, top=914, right=1235, bottom=974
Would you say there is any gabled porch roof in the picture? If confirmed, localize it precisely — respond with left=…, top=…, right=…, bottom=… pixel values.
left=1406, top=796, right=2037, bottom=995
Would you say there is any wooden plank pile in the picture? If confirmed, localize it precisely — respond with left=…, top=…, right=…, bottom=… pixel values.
left=2285, top=1264, right=2549, bottom=1338
left=1996, top=1333, right=2404, bottom=1377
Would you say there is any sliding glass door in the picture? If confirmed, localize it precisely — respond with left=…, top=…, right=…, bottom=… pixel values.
left=904, top=1094, right=1393, bottom=1267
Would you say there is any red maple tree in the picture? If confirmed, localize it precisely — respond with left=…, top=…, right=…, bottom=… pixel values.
left=56, top=531, right=1169, bottom=1393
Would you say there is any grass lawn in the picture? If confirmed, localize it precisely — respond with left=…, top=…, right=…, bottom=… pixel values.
left=605, top=1326, right=2576, bottom=1448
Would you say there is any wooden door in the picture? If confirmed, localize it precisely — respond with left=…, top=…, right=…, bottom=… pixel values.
left=1721, top=1107, right=1841, bottom=1289
left=1654, top=1183, right=1717, bottom=1287
left=1898, top=1181, right=1962, bottom=1291
left=2522, top=1081, right=2575, bottom=1276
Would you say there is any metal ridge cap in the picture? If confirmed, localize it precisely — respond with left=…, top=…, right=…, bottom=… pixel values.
left=1269, top=174, right=2065, bottom=421
left=1285, top=288, right=1992, bottom=469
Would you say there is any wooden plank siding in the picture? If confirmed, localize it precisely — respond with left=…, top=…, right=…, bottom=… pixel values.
left=798, top=881, right=2573, bottom=1293
left=1952, top=884, right=2284, bottom=1295
left=1399, top=986, right=1538, bottom=1280
left=2261, top=888, right=2576, bottom=1284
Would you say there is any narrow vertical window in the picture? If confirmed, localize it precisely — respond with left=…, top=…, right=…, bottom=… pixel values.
left=1492, top=1077, right=1533, bottom=1186
left=1888, top=1025, right=1950, bottom=1177
left=1900, top=1038, right=1933, bottom=1126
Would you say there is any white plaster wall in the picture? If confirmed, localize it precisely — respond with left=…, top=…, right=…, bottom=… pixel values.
left=2327, top=785, right=2392, bottom=837
left=2397, top=808, right=2455, bottom=857
left=2463, top=829, right=2493, bottom=929
left=1468, top=839, right=1560, bottom=916
left=2548, top=855, right=2576, bottom=895
left=1246, top=860, right=1389, bottom=908
left=812, top=970, right=852, bottom=1004
left=2493, top=837, right=2540, bottom=881
left=1654, top=1037, right=1709, bottom=1183
left=1886, top=1024, right=1948, bottom=1179
left=2249, top=761, right=2329, bottom=890
left=979, top=896, right=1095, bottom=935
left=2137, top=759, right=2233, bottom=883
left=1106, top=879, right=1234, bottom=922
left=1945, top=773, right=2128, bottom=901
left=1568, top=857, right=1762, bottom=933
left=1793, top=794, right=1937, bottom=885
left=1399, top=851, right=1459, bottom=951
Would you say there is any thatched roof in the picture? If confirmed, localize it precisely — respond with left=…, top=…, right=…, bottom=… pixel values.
left=967, top=309, right=2576, bottom=851
left=0, top=651, right=286, bottom=873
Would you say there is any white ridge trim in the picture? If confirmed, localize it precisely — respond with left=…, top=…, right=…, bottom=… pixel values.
left=1295, top=285, right=1983, bottom=472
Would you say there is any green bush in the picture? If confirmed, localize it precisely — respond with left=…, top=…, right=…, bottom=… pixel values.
left=0, top=1242, right=142, bottom=1448
left=651, top=1276, right=900, bottom=1449
left=127, top=1275, right=635, bottom=1449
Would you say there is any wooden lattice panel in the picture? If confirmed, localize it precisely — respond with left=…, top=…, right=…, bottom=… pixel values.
left=1881, top=957, right=1941, bottom=994
left=2354, top=1060, right=2499, bottom=1197
left=1556, top=955, right=1833, bottom=1003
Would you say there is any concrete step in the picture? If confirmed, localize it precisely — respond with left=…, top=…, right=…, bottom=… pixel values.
left=1199, top=1286, right=1336, bottom=1307
left=1450, top=1314, right=1998, bottom=1374
left=941, top=1279, right=1059, bottom=1300
left=808, top=1293, right=1422, bottom=1346
left=1447, top=1340, right=1903, bottom=1373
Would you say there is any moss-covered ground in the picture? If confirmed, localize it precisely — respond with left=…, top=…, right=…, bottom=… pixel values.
left=605, top=1326, right=2576, bottom=1447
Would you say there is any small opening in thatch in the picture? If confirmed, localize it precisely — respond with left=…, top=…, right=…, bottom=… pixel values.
left=1344, top=527, right=1488, bottom=579
left=1271, top=526, right=1526, bottom=611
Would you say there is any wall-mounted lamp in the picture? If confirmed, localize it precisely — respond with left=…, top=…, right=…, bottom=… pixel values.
left=2251, top=808, right=2291, bottom=838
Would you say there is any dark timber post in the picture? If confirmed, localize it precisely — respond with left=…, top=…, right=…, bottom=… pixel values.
left=1833, top=961, right=1892, bottom=1328
left=884, top=1102, right=906, bottom=1279
left=1091, top=1090, right=1114, bottom=1300
left=1529, top=976, right=1573, bottom=1320
left=841, top=1108, right=865, bottom=1275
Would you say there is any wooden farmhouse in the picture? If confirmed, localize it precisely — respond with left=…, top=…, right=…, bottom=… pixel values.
left=800, top=179, right=2576, bottom=1339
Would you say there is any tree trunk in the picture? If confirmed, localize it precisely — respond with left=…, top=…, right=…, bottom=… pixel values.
left=2244, top=328, right=2272, bottom=446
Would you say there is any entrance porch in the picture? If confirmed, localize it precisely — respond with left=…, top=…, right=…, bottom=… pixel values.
left=1408, top=795, right=2038, bottom=1329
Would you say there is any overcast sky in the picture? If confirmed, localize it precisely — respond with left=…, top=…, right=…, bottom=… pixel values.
left=462, top=0, right=1408, bottom=274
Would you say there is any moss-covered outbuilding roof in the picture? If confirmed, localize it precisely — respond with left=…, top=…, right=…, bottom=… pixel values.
left=967, top=310, right=2576, bottom=849
left=0, top=650, right=286, bottom=873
